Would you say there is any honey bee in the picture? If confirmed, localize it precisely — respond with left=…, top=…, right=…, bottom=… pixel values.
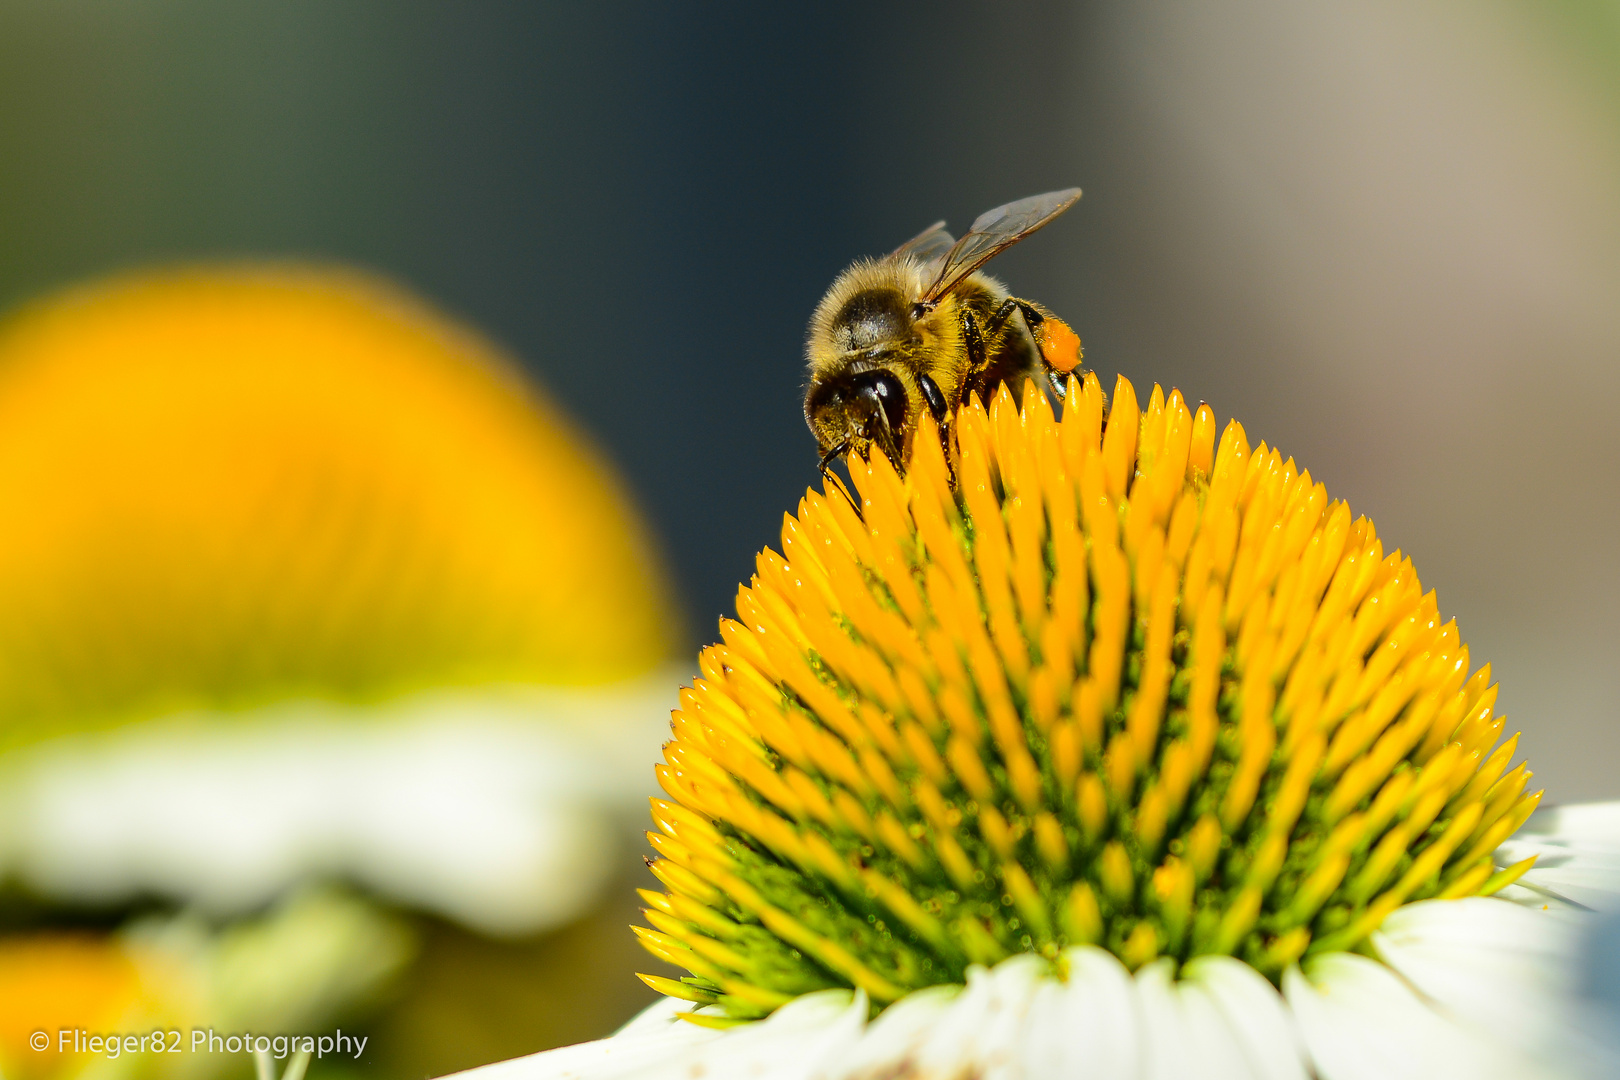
left=804, top=188, right=1084, bottom=473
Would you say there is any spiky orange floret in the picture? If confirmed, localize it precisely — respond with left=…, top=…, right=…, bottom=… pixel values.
left=638, top=373, right=1539, bottom=1020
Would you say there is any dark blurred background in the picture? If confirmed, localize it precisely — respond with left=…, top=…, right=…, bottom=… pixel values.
left=1, top=0, right=1616, bottom=939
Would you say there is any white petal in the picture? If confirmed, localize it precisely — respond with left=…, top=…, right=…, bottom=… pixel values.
left=1375, top=899, right=1572, bottom=1045
left=909, top=954, right=1046, bottom=1080
left=1500, top=802, right=1620, bottom=914
left=1523, top=803, right=1620, bottom=852
left=1135, top=958, right=1253, bottom=1080
left=451, top=991, right=869, bottom=1080
left=655, top=991, right=869, bottom=1080
left=1374, top=897, right=1618, bottom=1075
left=813, top=985, right=958, bottom=1080
left=611, top=997, right=705, bottom=1039
left=1491, top=882, right=1591, bottom=918
left=1020, top=946, right=1140, bottom=1080
left=1283, top=952, right=1535, bottom=1080
left=446, top=999, right=724, bottom=1080
left=1181, top=955, right=1309, bottom=1080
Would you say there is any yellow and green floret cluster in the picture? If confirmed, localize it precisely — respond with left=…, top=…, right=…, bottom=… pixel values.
left=635, top=373, right=1541, bottom=1023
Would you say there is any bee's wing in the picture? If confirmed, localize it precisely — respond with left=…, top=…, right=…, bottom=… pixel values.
left=922, top=188, right=1081, bottom=302
left=888, top=220, right=957, bottom=273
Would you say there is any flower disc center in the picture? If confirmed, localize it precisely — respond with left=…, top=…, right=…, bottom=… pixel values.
left=636, top=375, right=1538, bottom=1021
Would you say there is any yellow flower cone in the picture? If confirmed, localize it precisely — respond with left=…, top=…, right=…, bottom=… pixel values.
left=637, top=373, right=1538, bottom=1016
left=444, top=375, right=1620, bottom=1080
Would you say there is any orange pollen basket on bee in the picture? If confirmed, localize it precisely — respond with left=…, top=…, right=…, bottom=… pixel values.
left=1035, top=317, right=1082, bottom=375
left=635, top=372, right=1540, bottom=1025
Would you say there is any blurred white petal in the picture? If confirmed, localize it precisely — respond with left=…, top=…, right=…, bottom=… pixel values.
left=1376, top=899, right=1572, bottom=1047
left=1375, top=897, right=1620, bottom=1074
left=1182, top=955, right=1309, bottom=1080
left=0, top=671, right=679, bottom=934
left=1020, top=946, right=1140, bottom=1080
left=1284, top=952, right=1531, bottom=1080
left=1137, top=958, right=1255, bottom=1080
left=813, top=985, right=957, bottom=1079
left=1499, top=804, right=1620, bottom=914
left=908, top=954, right=1045, bottom=1079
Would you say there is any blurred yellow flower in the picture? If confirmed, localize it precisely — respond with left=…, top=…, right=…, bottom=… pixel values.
left=0, top=934, right=158, bottom=1080
left=0, top=263, right=685, bottom=1073
left=0, top=265, right=673, bottom=738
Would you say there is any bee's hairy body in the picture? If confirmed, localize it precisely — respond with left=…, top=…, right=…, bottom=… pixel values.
left=801, top=189, right=1083, bottom=477
left=804, top=259, right=1037, bottom=469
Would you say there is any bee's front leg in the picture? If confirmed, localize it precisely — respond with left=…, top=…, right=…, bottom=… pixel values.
left=917, top=372, right=949, bottom=422
left=957, top=307, right=991, bottom=403
left=916, top=371, right=957, bottom=486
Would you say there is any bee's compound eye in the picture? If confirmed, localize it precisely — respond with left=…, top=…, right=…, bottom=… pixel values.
left=855, top=370, right=908, bottom=438
left=805, top=380, right=840, bottom=419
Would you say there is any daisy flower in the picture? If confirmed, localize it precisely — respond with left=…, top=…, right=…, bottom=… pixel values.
left=0, top=265, right=681, bottom=937
left=455, top=374, right=1619, bottom=1079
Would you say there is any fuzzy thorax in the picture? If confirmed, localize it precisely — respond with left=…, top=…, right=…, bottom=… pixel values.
left=639, top=373, right=1539, bottom=1022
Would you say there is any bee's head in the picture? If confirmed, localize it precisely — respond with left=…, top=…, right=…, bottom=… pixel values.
left=805, top=367, right=911, bottom=471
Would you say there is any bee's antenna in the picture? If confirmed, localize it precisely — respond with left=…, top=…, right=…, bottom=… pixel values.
left=818, top=441, right=849, bottom=475
left=818, top=442, right=863, bottom=522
